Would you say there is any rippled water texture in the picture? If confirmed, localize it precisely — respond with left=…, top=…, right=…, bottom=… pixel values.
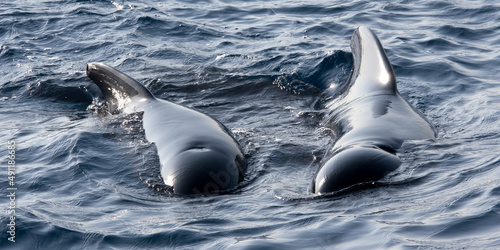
left=1, top=0, right=500, bottom=249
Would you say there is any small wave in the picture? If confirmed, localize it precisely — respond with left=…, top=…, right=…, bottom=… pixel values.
left=23, top=78, right=93, bottom=104
left=273, top=50, right=352, bottom=94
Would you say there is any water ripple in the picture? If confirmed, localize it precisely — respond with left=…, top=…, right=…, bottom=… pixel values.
left=1, top=0, right=500, bottom=248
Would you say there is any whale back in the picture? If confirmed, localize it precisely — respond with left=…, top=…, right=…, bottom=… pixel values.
left=345, top=26, right=398, bottom=101
left=86, top=62, right=155, bottom=112
left=86, top=63, right=247, bottom=194
left=313, top=27, right=437, bottom=194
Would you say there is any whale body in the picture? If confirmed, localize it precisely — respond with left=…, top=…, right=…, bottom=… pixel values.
left=86, top=63, right=246, bottom=194
left=312, top=26, right=436, bottom=194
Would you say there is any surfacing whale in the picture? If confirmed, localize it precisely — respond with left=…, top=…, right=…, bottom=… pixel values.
left=86, top=63, right=246, bottom=195
left=312, top=26, right=436, bottom=194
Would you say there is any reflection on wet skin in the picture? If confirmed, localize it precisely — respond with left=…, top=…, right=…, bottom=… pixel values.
left=313, top=27, right=436, bottom=194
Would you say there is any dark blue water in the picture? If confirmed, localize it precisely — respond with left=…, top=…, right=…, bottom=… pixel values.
left=1, top=0, right=500, bottom=249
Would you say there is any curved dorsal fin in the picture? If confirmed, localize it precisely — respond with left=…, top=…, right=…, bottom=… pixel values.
left=86, top=62, right=155, bottom=112
left=346, top=26, right=398, bottom=100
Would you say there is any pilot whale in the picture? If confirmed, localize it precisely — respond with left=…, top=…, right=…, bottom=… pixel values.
left=86, top=63, right=246, bottom=194
left=312, top=26, right=436, bottom=194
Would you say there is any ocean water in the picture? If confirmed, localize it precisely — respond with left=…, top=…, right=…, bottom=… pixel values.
left=1, top=0, right=500, bottom=249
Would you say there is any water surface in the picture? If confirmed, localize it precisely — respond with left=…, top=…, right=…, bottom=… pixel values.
left=1, top=0, right=500, bottom=249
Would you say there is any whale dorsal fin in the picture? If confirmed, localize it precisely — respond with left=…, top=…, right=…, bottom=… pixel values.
left=86, top=62, right=155, bottom=112
left=345, top=26, right=398, bottom=100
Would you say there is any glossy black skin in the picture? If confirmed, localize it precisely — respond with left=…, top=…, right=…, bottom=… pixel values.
left=312, top=27, right=436, bottom=194
left=86, top=63, right=246, bottom=194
